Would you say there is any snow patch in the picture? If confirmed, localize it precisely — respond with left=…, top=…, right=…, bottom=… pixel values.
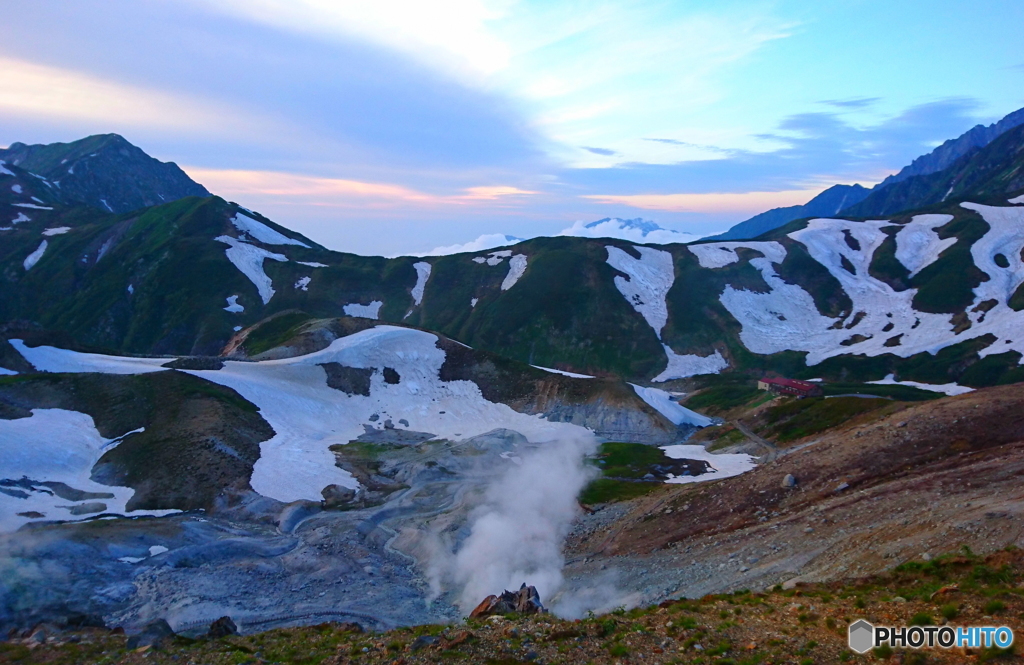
left=343, top=300, right=383, bottom=319
left=894, top=214, right=956, bottom=277
left=474, top=249, right=512, bottom=266
left=1009, top=195, right=1024, bottom=205
left=12, top=212, right=30, bottom=224
left=13, top=203, right=53, bottom=210
left=605, top=245, right=674, bottom=338
left=866, top=374, right=974, bottom=396
left=0, top=160, right=13, bottom=176
left=0, top=409, right=179, bottom=532
left=0, top=367, right=17, bottom=376
left=10, top=339, right=172, bottom=374
left=531, top=365, right=594, bottom=379
left=411, top=261, right=431, bottom=305
left=100, top=199, right=113, bottom=213
left=215, top=235, right=287, bottom=304
left=660, top=445, right=756, bottom=485
left=631, top=384, right=713, bottom=427
left=224, top=295, right=244, bottom=312
left=23, top=240, right=47, bottom=270
left=500, top=254, right=528, bottom=291
left=653, top=347, right=728, bottom=382
left=470, top=297, right=479, bottom=308
left=42, top=226, right=71, bottom=236
left=688, top=241, right=786, bottom=269
left=298, top=261, right=328, bottom=268
left=295, top=276, right=311, bottom=291
left=231, top=212, right=310, bottom=247
left=127, top=284, right=134, bottom=294
left=12, top=184, right=22, bottom=193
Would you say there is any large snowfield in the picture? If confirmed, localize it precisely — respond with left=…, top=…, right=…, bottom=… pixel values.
left=182, top=326, right=592, bottom=503
left=4, top=326, right=755, bottom=529
left=713, top=206, right=1024, bottom=366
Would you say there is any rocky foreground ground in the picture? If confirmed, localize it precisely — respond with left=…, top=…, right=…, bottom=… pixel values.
left=5, top=548, right=1024, bottom=664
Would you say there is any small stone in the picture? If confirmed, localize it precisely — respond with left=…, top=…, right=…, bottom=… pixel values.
left=922, top=553, right=932, bottom=561
left=835, top=482, right=850, bottom=492
left=782, top=474, right=797, bottom=488
left=804, top=527, right=814, bottom=534
left=892, top=596, right=907, bottom=603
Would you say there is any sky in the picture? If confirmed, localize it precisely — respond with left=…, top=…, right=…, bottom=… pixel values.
left=1, top=1, right=1022, bottom=256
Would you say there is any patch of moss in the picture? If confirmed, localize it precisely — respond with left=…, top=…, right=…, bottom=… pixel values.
left=595, top=441, right=670, bottom=479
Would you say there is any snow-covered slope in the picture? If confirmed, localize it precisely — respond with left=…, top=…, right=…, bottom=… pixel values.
left=187, top=326, right=592, bottom=503
left=0, top=409, right=177, bottom=531
left=712, top=204, right=1024, bottom=366
left=607, top=245, right=728, bottom=380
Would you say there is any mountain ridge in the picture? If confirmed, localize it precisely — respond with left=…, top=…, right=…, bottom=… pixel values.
left=713, top=104, right=1024, bottom=241
left=0, top=133, right=209, bottom=214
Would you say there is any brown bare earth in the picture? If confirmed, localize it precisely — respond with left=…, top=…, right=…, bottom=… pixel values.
left=563, top=384, right=1024, bottom=601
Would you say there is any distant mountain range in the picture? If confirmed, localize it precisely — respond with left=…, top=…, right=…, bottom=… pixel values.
left=714, top=105, right=1024, bottom=240
left=2, top=125, right=1024, bottom=390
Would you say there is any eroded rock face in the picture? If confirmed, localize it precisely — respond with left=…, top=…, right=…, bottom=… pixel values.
left=469, top=584, right=544, bottom=618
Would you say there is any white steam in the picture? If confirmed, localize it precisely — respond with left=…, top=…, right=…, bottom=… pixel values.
left=430, top=434, right=598, bottom=613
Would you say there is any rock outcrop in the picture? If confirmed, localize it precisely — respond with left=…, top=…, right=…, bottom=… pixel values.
left=469, top=584, right=545, bottom=618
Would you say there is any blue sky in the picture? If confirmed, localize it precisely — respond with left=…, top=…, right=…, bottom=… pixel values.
left=0, top=1, right=1021, bottom=255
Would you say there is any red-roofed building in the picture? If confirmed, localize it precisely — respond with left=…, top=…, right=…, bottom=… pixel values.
left=757, top=377, right=823, bottom=398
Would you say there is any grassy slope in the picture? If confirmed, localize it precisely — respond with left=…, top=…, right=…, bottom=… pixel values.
left=413, top=237, right=668, bottom=377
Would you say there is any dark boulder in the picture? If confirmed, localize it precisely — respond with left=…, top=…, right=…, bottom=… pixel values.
left=206, top=616, right=237, bottom=638
left=126, top=619, right=175, bottom=650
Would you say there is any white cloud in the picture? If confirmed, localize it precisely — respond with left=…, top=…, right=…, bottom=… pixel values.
left=417, top=233, right=524, bottom=257
left=201, top=0, right=513, bottom=81
left=558, top=218, right=703, bottom=245
left=582, top=187, right=826, bottom=215
left=196, top=1, right=793, bottom=165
